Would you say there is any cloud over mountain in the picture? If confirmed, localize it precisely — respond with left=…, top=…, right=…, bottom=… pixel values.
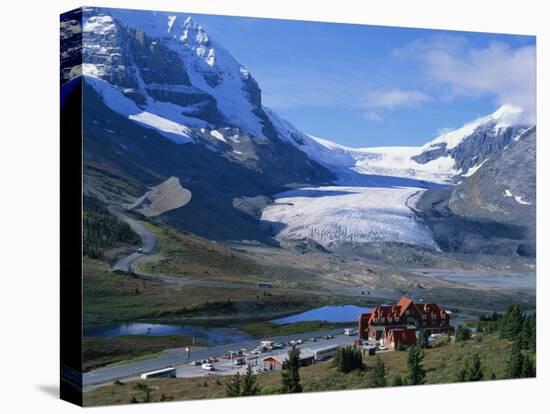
left=393, top=36, right=536, bottom=124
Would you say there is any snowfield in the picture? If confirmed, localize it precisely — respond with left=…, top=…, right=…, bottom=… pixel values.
left=261, top=183, right=439, bottom=249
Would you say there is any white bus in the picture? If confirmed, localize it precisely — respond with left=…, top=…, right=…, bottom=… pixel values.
left=312, top=344, right=341, bottom=361
left=140, top=367, right=176, bottom=380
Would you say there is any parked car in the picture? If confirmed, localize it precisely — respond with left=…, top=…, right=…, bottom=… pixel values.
left=233, top=357, right=245, bottom=366
left=325, top=334, right=334, bottom=339
left=201, top=363, right=215, bottom=371
left=191, top=360, right=202, bottom=366
left=308, top=337, right=317, bottom=342
left=296, top=339, right=303, bottom=345
left=208, top=356, right=218, bottom=363
left=344, top=328, right=356, bottom=336
left=272, top=342, right=284, bottom=349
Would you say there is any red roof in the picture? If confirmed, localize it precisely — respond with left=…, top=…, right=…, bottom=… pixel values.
left=365, top=297, right=448, bottom=326
left=384, top=327, right=417, bottom=346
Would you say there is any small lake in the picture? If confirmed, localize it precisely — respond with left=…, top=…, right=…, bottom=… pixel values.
left=84, top=323, right=252, bottom=346
left=272, top=305, right=373, bottom=324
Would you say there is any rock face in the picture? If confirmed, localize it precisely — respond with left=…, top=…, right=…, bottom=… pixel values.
left=417, top=128, right=536, bottom=257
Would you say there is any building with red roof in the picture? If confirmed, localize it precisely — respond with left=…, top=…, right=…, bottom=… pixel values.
left=358, top=296, right=453, bottom=348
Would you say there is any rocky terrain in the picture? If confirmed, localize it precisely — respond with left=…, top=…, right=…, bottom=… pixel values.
left=417, top=128, right=536, bottom=257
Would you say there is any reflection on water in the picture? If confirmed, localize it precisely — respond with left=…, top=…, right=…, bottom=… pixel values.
left=83, top=323, right=252, bottom=346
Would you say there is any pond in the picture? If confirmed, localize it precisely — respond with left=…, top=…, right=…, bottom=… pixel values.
left=271, top=305, right=373, bottom=324
left=83, top=323, right=252, bottom=346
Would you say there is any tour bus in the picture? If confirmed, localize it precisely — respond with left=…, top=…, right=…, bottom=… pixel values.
left=140, top=367, right=176, bottom=380
left=312, top=344, right=341, bottom=361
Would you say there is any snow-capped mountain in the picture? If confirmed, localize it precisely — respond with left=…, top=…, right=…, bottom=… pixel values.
left=273, top=103, right=532, bottom=184
left=412, top=104, right=531, bottom=176
left=61, top=7, right=333, bottom=242
left=62, top=7, right=535, bottom=256
left=64, top=9, right=265, bottom=143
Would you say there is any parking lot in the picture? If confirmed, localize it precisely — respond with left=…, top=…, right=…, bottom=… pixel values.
left=172, top=330, right=379, bottom=379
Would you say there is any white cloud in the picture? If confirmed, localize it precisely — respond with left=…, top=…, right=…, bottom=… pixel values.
left=364, top=111, right=383, bottom=122
left=361, top=88, right=431, bottom=110
left=394, top=37, right=536, bottom=124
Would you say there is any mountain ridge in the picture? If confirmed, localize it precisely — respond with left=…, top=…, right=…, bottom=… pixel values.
left=62, top=7, right=535, bottom=257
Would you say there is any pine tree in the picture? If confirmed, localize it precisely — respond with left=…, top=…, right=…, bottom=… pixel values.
left=456, top=357, right=470, bottom=382
left=334, top=346, right=364, bottom=373
left=391, top=375, right=404, bottom=386
left=468, top=353, right=484, bottom=381
left=505, top=340, right=524, bottom=379
left=281, top=347, right=303, bottom=393
left=242, top=365, right=261, bottom=396
left=407, top=345, right=426, bottom=385
left=455, top=325, right=471, bottom=342
left=520, top=314, right=536, bottom=350
left=500, top=305, right=523, bottom=341
left=522, top=356, right=536, bottom=378
left=225, top=372, right=242, bottom=397
left=368, top=357, right=387, bottom=387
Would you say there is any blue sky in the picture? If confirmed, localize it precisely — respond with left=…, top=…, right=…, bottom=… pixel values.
left=190, top=14, right=535, bottom=147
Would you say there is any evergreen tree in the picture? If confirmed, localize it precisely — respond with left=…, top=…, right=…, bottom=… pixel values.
left=456, top=358, right=470, bottom=382
left=468, top=354, right=484, bottom=381
left=455, top=325, right=471, bottom=342
left=391, top=375, right=404, bottom=386
left=225, top=372, right=242, bottom=397
left=242, top=365, right=261, bottom=396
left=407, top=345, right=426, bottom=385
left=500, top=305, right=523, bottom=341
left=522, top=356, right=536, bottom=378
left=519, top=315, right=536, bottom=351
left=505, top=340, right=524, bottom=379
left=281, top=347, right=303, bottom=393
left=334, top=346, right=364, bottom=373
left=368, top=357, right=387, bottom=387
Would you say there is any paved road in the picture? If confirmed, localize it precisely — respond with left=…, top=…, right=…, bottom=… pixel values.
left=83, top=327, right=355, bottom=391
left=107, top=206, right=157, bottom=272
